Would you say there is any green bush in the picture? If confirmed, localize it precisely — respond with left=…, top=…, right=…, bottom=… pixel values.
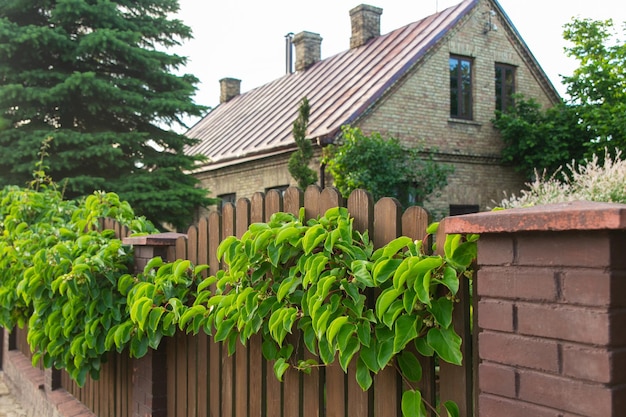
left=0, top=176, right=156, bottom=385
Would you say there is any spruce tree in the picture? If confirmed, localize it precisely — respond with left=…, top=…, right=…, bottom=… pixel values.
left=0, top=0, right=214, bottom=229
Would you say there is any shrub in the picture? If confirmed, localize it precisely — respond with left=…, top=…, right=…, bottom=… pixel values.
left=496, top=149, right=626, bottom=208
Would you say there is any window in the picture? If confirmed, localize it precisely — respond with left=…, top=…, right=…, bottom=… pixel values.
left=217, top=193, right=236, bottom=211
left=449, top=204, right=479, bottom=216
left=495, top=64, right=515, bottom=112
left=450, top=56, right=473, bottom=119
left=265, top=185, right=290, bottom=196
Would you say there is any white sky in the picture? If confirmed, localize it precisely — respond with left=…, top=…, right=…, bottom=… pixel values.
left=173, top=0, right=626, bottom=123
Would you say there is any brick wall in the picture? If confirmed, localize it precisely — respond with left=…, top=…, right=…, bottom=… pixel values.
left=356, top=1, right=556, bottom=215
left=446, top=202, right=626, bottom=417
left=195, top=150, right=322, bottom=216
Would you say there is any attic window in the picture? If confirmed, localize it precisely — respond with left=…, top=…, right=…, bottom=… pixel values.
left=450, top=55, right=473, bottom=120
left=495, top=63, right=516, bottom=112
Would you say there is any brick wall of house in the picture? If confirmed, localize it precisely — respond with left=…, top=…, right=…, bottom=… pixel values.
left=355, top=0, right=556, bottom=215
left=195, top=150, right=322, bottom=215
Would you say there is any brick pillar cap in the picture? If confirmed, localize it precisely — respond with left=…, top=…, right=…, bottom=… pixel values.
left=444, top=201, right=626, bottom=234
left=123, top=232, right=187, bottom=246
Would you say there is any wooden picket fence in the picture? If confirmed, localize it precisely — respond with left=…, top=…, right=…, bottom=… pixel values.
left=23, top=186, right=475, bottom=416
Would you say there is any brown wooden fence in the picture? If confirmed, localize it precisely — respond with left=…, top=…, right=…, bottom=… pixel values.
left=60, top=186, right=475, bottom=416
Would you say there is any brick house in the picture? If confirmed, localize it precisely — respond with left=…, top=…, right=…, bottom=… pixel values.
left=185, top=0, right=560, bottom=217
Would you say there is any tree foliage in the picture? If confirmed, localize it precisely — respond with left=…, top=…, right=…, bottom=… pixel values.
left=492, top=97, right=587, bottom=179
left=563, top=18, right=626, bottom=154
left=493, top=18, right=626, bottom=178
left=0, top=0, right=215, bottom=229
left=288, top=97, right=318, bottom=189
left=323, top=127, right=452, bottom=207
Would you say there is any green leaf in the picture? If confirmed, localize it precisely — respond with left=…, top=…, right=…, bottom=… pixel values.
left=143, top=256, right=164, bottom=274
left=275, top=226, right=303, bottom=245
left=401, top=390, right=426, bottom=417
left=376, top=337, right=394, bottom=370
left=375, top=288, right=402, bottom=321
left=351, top=260, right=374, bottom=287
left=302, top=224, right=327, bottom=255
left=449, top=241, right=477, bottom=271
left=262, top=340, right=278, bottom=360
left=429, top=297, right=453, bottom=329
left=338, top=336, right=360, bottom=372
left=373, top=258, right=403, bottom=285
left=356, top=356, right=373, bottom=391
left=215, top=318, right=236, bottom=342
left=415, top=337, right=434, bottom=357
left=179, top=305, right=207, bottom=330
left=173, top=260, right=191, bottom=278
left=441, top=267, right=459, bottom=295
left=273, top=358, right=290, bottom=382
left=393, top=315, right=419, bottom=353
left=397, top=351, right=422, bottom=382
left=443, top=401, right=460, bottom=417
left=318, top=336, right=335, bottom=365
left=327, top=316, right=349, bottom=345
left=427, top=327, right=462, bottom=366
left=426, top=222, right=439, bottom=235
left=148, top=308, right=165, bottom=332
left=277, top=276, right=300, bottom=302
left=381, top=236, right=412, bottom=258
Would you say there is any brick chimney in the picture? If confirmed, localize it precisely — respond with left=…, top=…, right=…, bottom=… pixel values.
left=219, top=77, right=241, bottom=103
left=292, top=31, right=322, bottom=72
left=349, top=4, right=383, bottom=49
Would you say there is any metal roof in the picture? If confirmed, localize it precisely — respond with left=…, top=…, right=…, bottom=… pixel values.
left=185, top=0, right=477, bottom=168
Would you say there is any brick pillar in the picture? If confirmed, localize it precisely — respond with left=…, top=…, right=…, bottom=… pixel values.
left=445, top=202, right=626, bottom=417
left=123, top=232, right=185, bottom=417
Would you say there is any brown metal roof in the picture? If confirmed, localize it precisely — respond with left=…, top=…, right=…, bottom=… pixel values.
left=185, top=0, right=477, bottom=168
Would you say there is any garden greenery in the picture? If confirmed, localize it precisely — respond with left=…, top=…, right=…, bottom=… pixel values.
left=1, top=170, right=475, bottom=417
left=0, top=154, right=157, bottom=385
left=496, top=149, right=626, bottom=208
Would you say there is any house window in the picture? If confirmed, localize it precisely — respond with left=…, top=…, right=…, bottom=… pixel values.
left=450, top=55, right=473, bottom=119
left=217, top=193, right=236, bottom=211
left=449, top=204, right=479, bottom=216
left=495, top=64, right=516, bottom=112
left=265, top=185, right=290, bottom=196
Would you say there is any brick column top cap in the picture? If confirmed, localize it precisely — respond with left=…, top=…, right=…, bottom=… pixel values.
left=444, top=201, right=626, bottom=234
left=122, top=232, right=186, bottom=246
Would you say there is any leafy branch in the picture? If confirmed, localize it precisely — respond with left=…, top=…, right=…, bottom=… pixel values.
left=122, top=207, right=476, bottom=417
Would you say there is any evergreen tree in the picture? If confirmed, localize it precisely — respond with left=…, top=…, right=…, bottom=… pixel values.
left=0, top=0, right=215, bottom=229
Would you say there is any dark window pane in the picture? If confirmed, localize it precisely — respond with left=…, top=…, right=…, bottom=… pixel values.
left=495, top=64, right=515, bottom=113
left=450, top=56, right=472, bottom=119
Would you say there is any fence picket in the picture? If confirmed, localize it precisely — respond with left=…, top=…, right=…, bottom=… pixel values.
left=221, top=204, right=236, bottom=417
left=284, top=187, right=303, bottom=216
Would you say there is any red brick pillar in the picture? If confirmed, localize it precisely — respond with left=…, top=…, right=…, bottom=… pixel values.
left=123, top=232, right=185, bottom=417
left=445, top=202, right=626, bottom=417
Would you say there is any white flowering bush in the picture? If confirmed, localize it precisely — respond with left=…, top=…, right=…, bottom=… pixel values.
left=496, top=149, right=626, bottom=209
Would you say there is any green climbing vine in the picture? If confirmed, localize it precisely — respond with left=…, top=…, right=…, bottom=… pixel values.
left=1, top=141, right=476, bottom=416
left=0, top=142, right=157, bottom=385
left=121, top=207, right=476, bottom=417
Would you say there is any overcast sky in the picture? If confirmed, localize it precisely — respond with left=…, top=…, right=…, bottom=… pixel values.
left=172, top=0, right=625, bottom=123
